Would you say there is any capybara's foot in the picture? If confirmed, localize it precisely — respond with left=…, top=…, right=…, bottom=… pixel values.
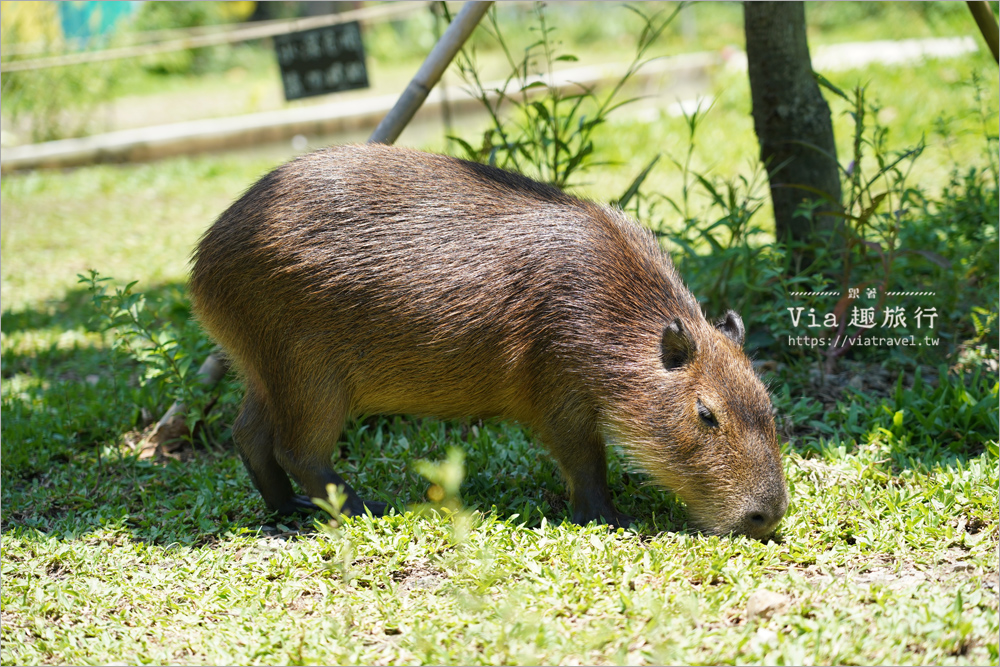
left=571, top=504, right=635, bottom=529
left=608, top=511, right=636, bottom=529
left=352, top=499, right=387, bottom=518
left=272, top=494, right=320, bottom=516
left=315, top=494, right=388, bottom=519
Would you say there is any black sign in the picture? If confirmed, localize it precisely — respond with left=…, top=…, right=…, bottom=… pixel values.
left=274, top=22, right=369, bottom=101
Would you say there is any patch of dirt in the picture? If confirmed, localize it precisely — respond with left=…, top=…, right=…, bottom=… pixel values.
left=244, top=536, right=296, bottom=559
left=541, top=488, right=567, bottom=515
left=127, top=421, right=198, bottom=463
left=393, top=558, right=446, bottom=593
left=288, top=590, right=323, bottom=615
left=0, top=610, right=22, bottom=628
left=796, top=548, right=996, bottom=593
left=983, top=571, right=999, bottom=596
left=745, top=589, right=792, bottom=621
left=0, top=610, right=33, bottom=646
left=628, top=572, right=666, bottom=591
left=45, top=560, right=69, bottom=580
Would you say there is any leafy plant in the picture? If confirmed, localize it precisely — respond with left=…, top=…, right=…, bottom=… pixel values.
left=448, top=1, right=680, bottom=190
left=792, top=83, right=936, bottom=368
left=642, top=78, right=997, bottom=374
left=128, top=1, right=256, bottom=76
left=817, top=365, right=999, bottom=459
left=78, top=269, right=222, bottom=441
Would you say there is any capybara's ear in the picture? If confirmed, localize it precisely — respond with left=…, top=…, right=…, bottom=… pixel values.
left=716, top=310, right=745, bottom=347
left=661, top=318, right=696, bottom=370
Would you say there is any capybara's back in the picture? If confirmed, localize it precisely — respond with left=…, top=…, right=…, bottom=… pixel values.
left=190, top=144, right=787, bottom=537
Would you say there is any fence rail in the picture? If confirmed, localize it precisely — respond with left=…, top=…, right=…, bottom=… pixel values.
left=0, top=2, right=432, bottom=73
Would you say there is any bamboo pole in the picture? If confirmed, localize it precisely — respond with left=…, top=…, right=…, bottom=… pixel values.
left=368, top=1, right=493, bottom=145
left=967, top=1, right=999, bottom=64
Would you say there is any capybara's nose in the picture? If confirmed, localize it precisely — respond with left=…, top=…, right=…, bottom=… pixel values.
left=740, top=489, right=788, bottom=539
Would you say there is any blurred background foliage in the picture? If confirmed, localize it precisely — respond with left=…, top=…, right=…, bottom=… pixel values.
left=0, top=1, right=987, bottom=143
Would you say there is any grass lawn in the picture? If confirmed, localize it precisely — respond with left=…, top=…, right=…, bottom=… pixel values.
left=2, top=13, right=998, bottom=666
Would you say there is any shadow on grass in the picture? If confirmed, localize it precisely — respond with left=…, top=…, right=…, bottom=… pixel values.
left=0, top=424, right=689, bottom=546
left=1, top=280, right=194, bottom=338
left=7, top=280, right=991, bottom=546
left=2, top=375, right=689, bottom=544
left=2, top=281, right=691, bottom=544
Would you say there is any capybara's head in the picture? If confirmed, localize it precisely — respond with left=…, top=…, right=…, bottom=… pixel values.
left=607, top=310, right=788, bottom=539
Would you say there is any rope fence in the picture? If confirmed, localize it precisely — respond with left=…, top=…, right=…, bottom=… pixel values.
left=1, top=2, right=433, bottom=73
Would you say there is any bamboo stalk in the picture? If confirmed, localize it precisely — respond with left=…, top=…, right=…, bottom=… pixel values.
left=967, top=1, right=999, bottom=64
left=368, top=1, right=493, bottom=145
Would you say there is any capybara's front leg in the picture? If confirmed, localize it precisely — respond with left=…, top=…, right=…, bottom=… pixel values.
left=539, top=418, right=633, bottom=527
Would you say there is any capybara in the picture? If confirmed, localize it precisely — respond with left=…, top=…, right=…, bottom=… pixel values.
left=189, top=144, right=788, bottom=538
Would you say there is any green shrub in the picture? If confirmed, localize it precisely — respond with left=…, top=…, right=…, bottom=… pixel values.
left=78, top=270, right=236, bottom=445
left=129, top=1, right=255, bottom=75
left=449, top=2, right=677, bottom=191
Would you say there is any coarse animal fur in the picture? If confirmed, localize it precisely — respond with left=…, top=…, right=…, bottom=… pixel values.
left=189, top=143, right=788, bottom=538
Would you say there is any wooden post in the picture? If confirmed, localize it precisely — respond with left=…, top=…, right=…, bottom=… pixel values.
left=143, top=348, right=229, bottom=451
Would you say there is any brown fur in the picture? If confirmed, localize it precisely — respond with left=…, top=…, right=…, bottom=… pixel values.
left=189, top=144, right=788, bottom=538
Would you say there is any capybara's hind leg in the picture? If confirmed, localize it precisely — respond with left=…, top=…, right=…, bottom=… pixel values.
left=232, top=388, right=314, bottom=514
left=271, top=388, right=387, bottom=519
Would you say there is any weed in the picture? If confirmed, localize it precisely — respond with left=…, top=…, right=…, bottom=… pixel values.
left=634, top=78, right=998, bottom=378
left=448, top=2, right=679, bottom=192
left=78, top=269, right=225, bottom=443
left=806, top=365, right=999, bottom=459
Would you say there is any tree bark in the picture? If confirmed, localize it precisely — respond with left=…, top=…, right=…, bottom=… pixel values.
left=744, top=2, right=842, bottom=254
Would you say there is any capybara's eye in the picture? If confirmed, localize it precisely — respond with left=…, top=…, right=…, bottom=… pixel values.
left=697, top=399, right=718, bottom=427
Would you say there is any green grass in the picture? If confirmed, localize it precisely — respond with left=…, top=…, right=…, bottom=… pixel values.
left=0, top=156, right=280, bottom=312
left=2, top=408, right=997, bottom=665
left=3, top=14, right=999, bottom=665
left=2, top=1, right=989, bottom=144
left=2, top=52, right=994, bottom=312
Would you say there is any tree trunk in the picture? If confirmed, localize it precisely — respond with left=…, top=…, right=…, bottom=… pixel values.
left=744, top=2, right=842, bottom=255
